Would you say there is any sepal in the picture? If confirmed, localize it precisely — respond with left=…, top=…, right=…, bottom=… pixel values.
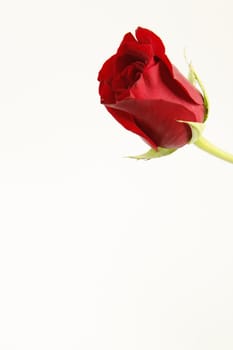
left=127, top=147, right=177, bottom=160
left=184, top=52, right=209, bottom=121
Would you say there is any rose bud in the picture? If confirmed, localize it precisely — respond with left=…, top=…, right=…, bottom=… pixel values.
left=98, top=27, right=205, bottom=151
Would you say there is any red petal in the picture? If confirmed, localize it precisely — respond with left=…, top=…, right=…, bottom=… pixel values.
left=99, top=81, right=115, bottom=104
left=172, top=66, right=204, bottom=107
left=98, top=54, right=116, bottom=81
left=135, top=27, right=165, bottom=58
left=116, top=42, right=152, bottom=71
left=107, top=99, right=195, bottom=148
left=105, top=106, right=158, bottom=149
left=118, top=32, right=137, bottom=47
left=130, top=63, right=205, bottom=122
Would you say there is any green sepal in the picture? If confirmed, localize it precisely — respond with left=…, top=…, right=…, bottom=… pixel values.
left=178, top=120, right=205, bottom=144
left=126, top=147, right=177, bottom=160
left=187, top=63, right=209, bottom=121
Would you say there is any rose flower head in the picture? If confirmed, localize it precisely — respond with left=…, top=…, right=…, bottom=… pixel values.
left=98, top=27, right=206, bottom=158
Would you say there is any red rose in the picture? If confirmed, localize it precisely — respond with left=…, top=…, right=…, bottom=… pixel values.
left=98, top=27, right=205, bottom=149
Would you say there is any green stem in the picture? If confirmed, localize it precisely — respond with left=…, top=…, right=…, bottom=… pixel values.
left=194, top=136, right=233, bottom=164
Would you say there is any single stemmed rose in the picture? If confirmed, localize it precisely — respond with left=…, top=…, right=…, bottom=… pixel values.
left=98, top=27, right=233, bottom=163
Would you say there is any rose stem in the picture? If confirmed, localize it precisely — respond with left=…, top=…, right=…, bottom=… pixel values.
left=194, top=136, right=233, bottom=164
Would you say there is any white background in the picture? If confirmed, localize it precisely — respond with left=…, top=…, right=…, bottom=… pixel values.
left=0, top=0, right=233, bottom=349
